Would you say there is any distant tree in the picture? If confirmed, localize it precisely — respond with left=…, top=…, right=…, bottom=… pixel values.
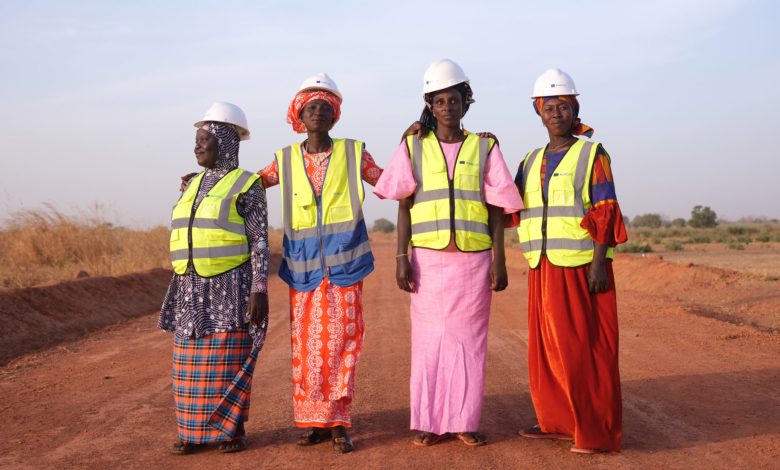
left=623, top=215, right=631, bottom=226
left=689, top=205, right=718, bottom=228
left=670, top=218, right=686, bottom=227
left=371, top=218, right=395, bottom=233
left=631, top=213, right=663, bottom=228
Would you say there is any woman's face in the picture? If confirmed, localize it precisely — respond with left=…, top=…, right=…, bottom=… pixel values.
left=194, top=129, right=219, bottom=168
left=430, top=88, right=463, bottom=128
left=540, top=97, right=575, bottom=138
left=301, top=99, right=334, bottom=133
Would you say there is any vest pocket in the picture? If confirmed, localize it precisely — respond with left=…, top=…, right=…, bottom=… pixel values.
left=292, top=190, right=315, bottom=230
left=328, top=205, right=353, bottom=224
left=551, top=189, right=575, bottom=206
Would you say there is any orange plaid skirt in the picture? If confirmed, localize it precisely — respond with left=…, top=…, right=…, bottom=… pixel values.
left=172, top=331, right=256, bottom=443
left=289, top=278, right=365, bottom=428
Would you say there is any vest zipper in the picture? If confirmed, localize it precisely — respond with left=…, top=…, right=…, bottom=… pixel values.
left=187, top=175, right=206, bottom=273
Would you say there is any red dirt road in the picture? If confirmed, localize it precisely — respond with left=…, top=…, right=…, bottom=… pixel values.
left=1, top=234, right=778, bottom=469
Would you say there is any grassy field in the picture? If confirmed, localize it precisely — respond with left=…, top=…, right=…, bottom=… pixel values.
left=617, top=223, right=780, bottom=279
left=0, top=207, right=286, bottom=289
left=0, top=208, right=170, bottom=288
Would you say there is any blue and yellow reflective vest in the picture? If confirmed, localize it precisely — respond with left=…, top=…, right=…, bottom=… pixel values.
left=275, top=138, right=374, bottom=291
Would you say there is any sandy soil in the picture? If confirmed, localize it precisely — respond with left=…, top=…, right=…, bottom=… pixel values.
left=0, top=234, right=778, bottom=469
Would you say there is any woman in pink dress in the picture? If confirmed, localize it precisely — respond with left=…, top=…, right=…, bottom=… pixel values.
left=374, top=59, right=523, bottom=446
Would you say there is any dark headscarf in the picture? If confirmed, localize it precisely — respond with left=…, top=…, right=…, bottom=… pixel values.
left=200, top=122, right=240, bottom=170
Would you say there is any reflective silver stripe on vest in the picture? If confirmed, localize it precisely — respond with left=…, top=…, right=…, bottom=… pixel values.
left=281, top=145, right=295, bottom=239
left=282, top=254, right=322, bottom=274
left=521, top=148, right=543, bottom=193
left=572, top=141, right=594, bottom=215
left=411, top=219, right=447, bottom=235
left=520, top=237, right=594, bottom=253
left=170, top=218, right=245, bottom=233
left=517, top=206, right=585, bottom=220
left=412, top=187, right=484, bottom=203
left=454, top=219, right=490, bottom=235
left=411, top=219, right=489, bottom=236
left=325, top=240, right=372, bottom=267
left=171, top=244, right=250, bottom=261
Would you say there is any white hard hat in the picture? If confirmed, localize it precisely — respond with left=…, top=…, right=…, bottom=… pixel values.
left=531, top=68, right=579, bottom=98
left=194, top=102, right=251, bottom=141
left=422, top=59, right=469, bottom=95
left=297, top=72, right=342, bottom=102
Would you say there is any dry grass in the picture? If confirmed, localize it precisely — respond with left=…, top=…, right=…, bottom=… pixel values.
left=0, top=206, right=283, bottom=289
left=0, top=207, right=170, bottom=288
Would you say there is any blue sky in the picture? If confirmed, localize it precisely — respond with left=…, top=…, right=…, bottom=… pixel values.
left=1, top=0, right=778, bottom=228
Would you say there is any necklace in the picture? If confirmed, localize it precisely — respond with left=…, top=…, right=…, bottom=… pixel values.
left=546, top=137, right=576, bottom=153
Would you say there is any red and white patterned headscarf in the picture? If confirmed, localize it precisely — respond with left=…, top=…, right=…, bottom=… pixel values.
left=286, top=90, right=342, bottom=134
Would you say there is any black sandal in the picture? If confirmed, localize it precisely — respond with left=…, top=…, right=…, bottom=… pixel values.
left=218, top=436, right=247, bottom=453
left=297, top=427, right=331, bottom=446
left=331, top=426, right=354, bottom=454
left=171, top=440, right=205, bottom=455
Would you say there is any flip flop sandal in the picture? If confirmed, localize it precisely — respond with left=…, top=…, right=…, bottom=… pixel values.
left=412, top=432, right=448, bottom=447
left=570, top=446, right=603, bottom=454
left=171, top=441, right=205, bottom=455
left=297, top=428, right=331, bottom=446
left=519, top=424, right=572, bottom=441
left=332, top=435, right=354, bottom=454
left=219, top=436, right=247, bottom=453
left=456, top=432, right=487, bottom=447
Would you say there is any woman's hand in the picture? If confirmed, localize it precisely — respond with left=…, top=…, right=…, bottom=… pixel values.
left=587, top=260, right=609, bottom=293
left=490, top=257, right=508, bottom=291
left=396, top=255, right=415, bottom=292
left=179, top=172, right=198, bottom=192
left=401, top=121, right=429, bottom=142
left=476, top=132, right=499, bottom=146
left=248, top=292, right=269, bottom=327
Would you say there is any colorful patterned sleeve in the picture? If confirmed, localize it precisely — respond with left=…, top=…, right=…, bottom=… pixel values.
left=361, top=149, right=383, bottom=186
left=258, top=159, right=279, bottom=188
left=237, top=180, right=269, bottom=294
left=579, top=145, right=628, bottom=246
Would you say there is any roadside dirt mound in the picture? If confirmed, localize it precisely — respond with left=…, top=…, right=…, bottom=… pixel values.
left=0, top=268, right=173, bottom=365
left=615, top=254, right=780, bottom=334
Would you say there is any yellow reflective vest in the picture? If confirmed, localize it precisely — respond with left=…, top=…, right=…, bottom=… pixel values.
left=170, top=168, right=260, bottom=276
left=275, top=138, right=374, bottom=291
left=517, top=139, right=613, bottom=268
left=407, top=133, right=494, bottom=251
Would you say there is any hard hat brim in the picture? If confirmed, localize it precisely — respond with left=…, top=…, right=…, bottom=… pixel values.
left=298, top=86, right=343, bottom=103
left=193, top=120, right=251, bottom=141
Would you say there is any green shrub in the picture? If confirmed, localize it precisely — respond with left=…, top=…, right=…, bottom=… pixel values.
left=619, top=242, right=653, bottom=253
left=736, top=236, right=752, bottom=244
left=687, top=235, right=711, bottom=244
left=727, top=242, right=745, bottom=250
left=756, top=235, right=771, bottom=243
left=632, top=213, right=663, bottom=228
left=664, top=241, right=684, bottom=251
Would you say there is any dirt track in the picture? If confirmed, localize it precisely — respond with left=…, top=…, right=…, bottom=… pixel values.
left=1, top=234, right=778, bottom=469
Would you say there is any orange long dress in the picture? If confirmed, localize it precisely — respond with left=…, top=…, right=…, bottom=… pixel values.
left=260, top=147, right=382, bottom=428
left=516, top=146, right=627, bottom=451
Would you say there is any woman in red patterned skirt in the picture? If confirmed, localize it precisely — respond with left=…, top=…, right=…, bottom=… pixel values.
left=259, top=73, right=382, bottom=454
